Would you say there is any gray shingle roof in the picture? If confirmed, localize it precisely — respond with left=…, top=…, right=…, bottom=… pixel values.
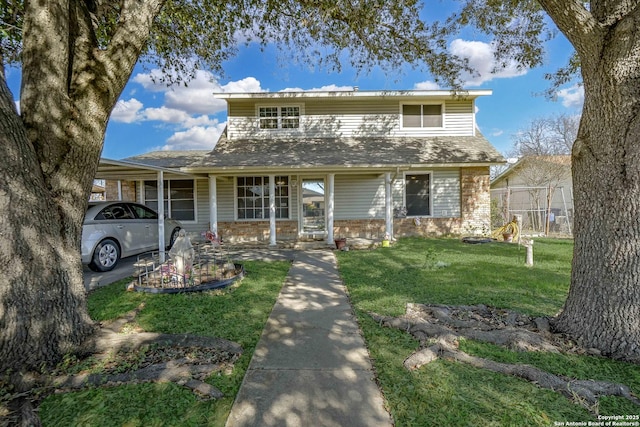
left=123, top=150, right=211, bottom=169
left=189, top=132, right=504, bottom=169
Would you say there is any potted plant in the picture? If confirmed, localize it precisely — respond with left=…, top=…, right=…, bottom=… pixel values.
left=334, top=237, right=347, bottom=250
left=492, top=216, right=520, bottom=243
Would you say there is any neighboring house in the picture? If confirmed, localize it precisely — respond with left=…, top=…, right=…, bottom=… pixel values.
left=491, top=155, right=573, bottom=234
left=96, top=89, right=504, bottom=245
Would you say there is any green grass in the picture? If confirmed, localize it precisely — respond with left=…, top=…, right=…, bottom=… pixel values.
left=39, top=260, right=290, bottom=427
left=336, top=237, right=640, bottom=427
left=38, top=240, right=640, bottom=426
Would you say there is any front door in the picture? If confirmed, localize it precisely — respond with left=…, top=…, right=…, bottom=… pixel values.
left=301, top=178, right=326, bottom=237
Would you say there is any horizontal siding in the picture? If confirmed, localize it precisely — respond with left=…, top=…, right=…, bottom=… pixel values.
left=334, top=175, right=386, bottom=219
left=207, top=171, right=460, bottom=227
left=217, top=179, right=235, bottom=221
left=433, top=170, right=461, bottom=217
left=228, top=99, right=475, bottom=139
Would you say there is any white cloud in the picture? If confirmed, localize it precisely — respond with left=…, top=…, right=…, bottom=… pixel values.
left=142, top=106, right=191, bottom=124
left=132, top=71, right=265, bottom=115
left=220, top=76, right=264, bottom=93
left=157, top=123, right=227, bottom=151
left=449, top=39, right=527, bottom=86
left=114, top=72, right=270, bottom=152
left=111, top=98, right=144, bottom=123
left=491, top=129, right=504, bottom=137
left=557, top=84, right=584, bottom=108
left=131, top=70, right=169, bottom=92
left=413, top=81, right=441, bottom=90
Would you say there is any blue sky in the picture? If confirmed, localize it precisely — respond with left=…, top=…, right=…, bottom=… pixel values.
left=5, top=11, right=582, bottom=160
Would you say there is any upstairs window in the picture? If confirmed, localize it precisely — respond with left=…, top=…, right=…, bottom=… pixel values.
left=259, top=106, right=300, bottom=130
left=402, top=104, right=443, bottom=128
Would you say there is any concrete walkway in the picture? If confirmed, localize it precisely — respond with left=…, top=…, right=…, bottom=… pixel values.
left=225, top=250, right=392, bottom=427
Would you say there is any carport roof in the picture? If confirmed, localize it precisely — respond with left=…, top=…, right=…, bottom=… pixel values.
left=95, top=156, right=205, bottom=180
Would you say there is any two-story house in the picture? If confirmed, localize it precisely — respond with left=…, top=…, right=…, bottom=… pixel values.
left=96, top=89, right=504, bottom=246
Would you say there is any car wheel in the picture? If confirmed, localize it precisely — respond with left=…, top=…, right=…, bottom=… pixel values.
left=168, top=227, right=181, bottom=249
left=89, top=239, right=120, bottom=272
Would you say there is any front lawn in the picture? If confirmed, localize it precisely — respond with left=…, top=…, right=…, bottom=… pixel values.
left=39, top=260, right=290, bottom=427
left=336, top=238, right=640, bottom=426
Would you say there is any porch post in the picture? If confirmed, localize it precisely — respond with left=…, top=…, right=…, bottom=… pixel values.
left=208, top=175, right=218, bottom=235
left=327, top=173, right=335, bottom=244
left=269, top=175, right=276, bottom=246
left=137, top=180, right=144, bottom=203
left=157, top=171, right=166, bottom=262
left=385, top=172, right=392, bottom=239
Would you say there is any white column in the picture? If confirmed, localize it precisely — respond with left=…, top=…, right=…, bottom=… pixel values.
left=157, top=171, right=166, bottom=262
left=209, top=175, right=218, bottom=235
left=137, top=180, right=145, bottom=203
left=269, top=175, right=276, bottom=246
left=117, top=180, right=122, bottom=201
left=327, top=173, right=335, bottom=244
left=385, top=172, right=392, bottom=239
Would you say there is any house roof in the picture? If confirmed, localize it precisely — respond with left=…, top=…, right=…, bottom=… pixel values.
left=492, top=155, right=571, bottom=186
left=185, top=130, right=504, bottom=171
left=95, top=155, right=205, bottom=180
left=122, top=150, right=211, bottom=169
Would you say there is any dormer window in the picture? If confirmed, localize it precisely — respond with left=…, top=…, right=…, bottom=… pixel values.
left=258, top=106, right=300, bottom=130
left=401, top=103, right=443, bottom=128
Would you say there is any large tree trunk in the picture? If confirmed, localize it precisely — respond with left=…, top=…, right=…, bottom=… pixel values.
left=0, top=0, right=164, bottom=375
left=0, top=68, right=98, bottom=374
left=553, top=9, right=640, bottom=363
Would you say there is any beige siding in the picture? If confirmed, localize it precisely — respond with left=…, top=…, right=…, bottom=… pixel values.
left=334, top=175, right=386, bottom=219
left=228, top=99, right=476, bottom=139
left=391, top=170, right=461, bottom=218
left=217, top=178, right=235, bottom=221
left=433, top=170, right=461, bottom=217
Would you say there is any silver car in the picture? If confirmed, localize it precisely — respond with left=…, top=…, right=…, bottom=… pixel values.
left=82, top=201, right=182, bottom=272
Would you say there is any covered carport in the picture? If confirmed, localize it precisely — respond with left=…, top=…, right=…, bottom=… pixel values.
left=94, top=158, right=203, bottom=261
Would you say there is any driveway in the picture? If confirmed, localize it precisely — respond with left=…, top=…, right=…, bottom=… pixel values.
left=83, top=255, right=138, bottom=291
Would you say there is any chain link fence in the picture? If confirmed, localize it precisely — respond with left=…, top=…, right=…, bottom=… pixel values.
left=491, top=186, right=573, bottom=236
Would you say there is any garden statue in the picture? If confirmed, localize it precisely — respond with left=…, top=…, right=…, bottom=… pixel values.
left=169, top=229, right=195, bottom=279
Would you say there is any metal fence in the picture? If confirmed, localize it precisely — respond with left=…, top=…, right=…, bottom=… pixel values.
left=490, top=186, right=574, bottom=236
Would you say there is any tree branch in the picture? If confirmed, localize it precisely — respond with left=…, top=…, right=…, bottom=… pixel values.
left=100, top=0, right=165, bottom=104
left=538, top=0, right=604, bottom=58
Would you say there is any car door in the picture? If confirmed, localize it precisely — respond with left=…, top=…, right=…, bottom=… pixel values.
left=95, top=203, right=138, bottom=256
left=127, top=203, right=159, bottom=252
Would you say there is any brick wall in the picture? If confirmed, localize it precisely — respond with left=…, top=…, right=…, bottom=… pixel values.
left=217, top=220, right=298, bottom=243
left=460, top=167, right=491, bottom=235
left=334, top=219, right=386, bottom=239
left=393, top=217, right=463, bottom=237
left=105, top=180, right=137, bottom=201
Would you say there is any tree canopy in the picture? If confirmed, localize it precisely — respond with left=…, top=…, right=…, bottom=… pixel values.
left=2, top=0, right=560, bottom=88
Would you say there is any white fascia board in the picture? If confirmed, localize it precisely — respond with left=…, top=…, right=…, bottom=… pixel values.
left=212, top=89, right=493, bottom=100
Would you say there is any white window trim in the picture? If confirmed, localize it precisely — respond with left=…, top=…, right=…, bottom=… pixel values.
left=142, top=179, right=198, bottom=224
left=255, top=104, right=305, bottom=132
left=399, top=102, right=445, bottom=130
left=234, top=176, right=292, bottom=221
left=403, top=171, right=433, bottom=217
